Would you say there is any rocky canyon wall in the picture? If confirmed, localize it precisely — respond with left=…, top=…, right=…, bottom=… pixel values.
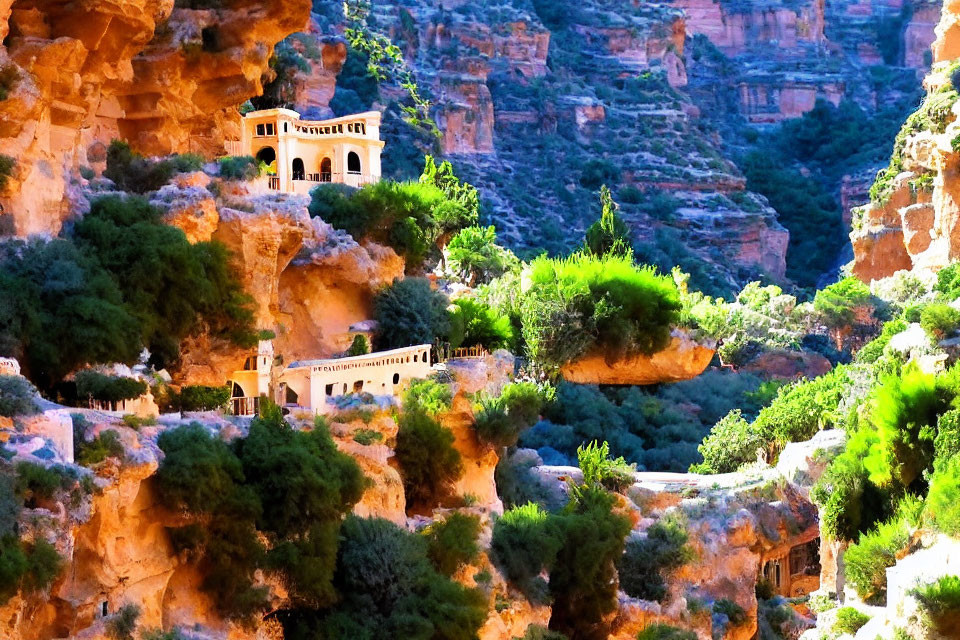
left=0, top=0, right=309, bottom=236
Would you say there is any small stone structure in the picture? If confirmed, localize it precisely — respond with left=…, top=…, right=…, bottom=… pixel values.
left=0, top=357, right=21, bottom=377
left=761, top=535, right=822, bottom=597
left=228, top=341, right=434, bottom=416
left=238, top=108, right=384, bottom=194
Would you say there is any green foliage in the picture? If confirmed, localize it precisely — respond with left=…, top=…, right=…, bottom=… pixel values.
left=252, top=37, right=311, bottom=110
left=106, top=603, right=141, bottom=640
left=617, top=515, right=692, bottom=602
left=76, top=429, right=125, bottom=467
left=345, top=334, right=370, bottom=357
left=0, top=154, right=14, bottom=191
left=373, top=278, right=450, bottom=351
left=713, top=598, right=747, bottom=626
left=920, top=303, right=960, bottom=341
left=472, top=382, right=544, bottom=449
left=549, top=486, right=632, bottom=639
left=72, top=195, right=257, bottom=369
left=74, top=371, right=146, bottom=404
left=690, top=410, right=759, bottom=474
left=155, top=408, right=365, bottom=622
left=912, top=575, right=960, bottom=633
left=832, top=607, right=870, bottom=634
left=218, top=156, right=260, bottom=180
left=0, top=238, right=142, bottom=389
left=814, top=277, right=876, bottom=331
left=519, top=253, right=681, bottom=368
left=281, top=515, right=486, bottom=640
left=103, top=141, right=200, bottom=193
left=635, top=624, right=697, bottom=640
left=448, top=297, right=514, bottom=352
left=584, top=186, right=630, bottom=257
left=309, top=174, right=475, bottom=267
left=579, top=159, right=619, bottom=190
left=576, top=441, right=635, bottom=493
left=420, top=156, right=480, bottom=229
left=925, top=455, right=960, bottom=535
left=446, top=226, right=520, bottom=286
left=935, top=262, right=960, bottom=300
left=514, top=625, right=568, bottom=640
left=423, top=512, right=481, bottom=576
left=844, top=517, right=910, bottom=603
left=395, top=410, right=462, bottom=508
left=352, top=428, right=383, bottom=445
left=403, top=378, right=453, bottom=415
left=0, top=376, right=38, bottom=417
left=179, top=385, right=230, bottom=412
left=0, top=535, right=62, bottom=603
left=14, top=462, right=71, bottom=505
left=491, top=503, right=563, bottom=599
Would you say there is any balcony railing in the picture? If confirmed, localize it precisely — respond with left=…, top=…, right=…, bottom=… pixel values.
left=231, top=396, right=260, bottom=417
left=267, top=176, right=280, bottom=190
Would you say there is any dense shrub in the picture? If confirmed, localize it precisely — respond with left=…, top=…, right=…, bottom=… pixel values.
left=713, top=599, right=747, bottom=626
left=449, top=297, right=514, bottom=351
left=74, top=371, right=146, bottom=404
left=579, top=159, right=619, bottom=190
left=912, top=575, right=960, bottom=633
left=345, top=334, right=369, bottom=356
left=617, top=515, right=691, bottom=602
left=491, top=503, right=563, bottom=599
left=280, top=515, right=487, bottom=640
left=71, top=195, right=257, bottom=369
left=217, top=155, right=259, bottom=180
left=179, top=385, right=230, bottom=412
left=106, top=604, right=141, bottom=640
left=104, top=141, right=175, bottom=193
left=844, top=517, right=911, bottom=603
left=0, top=154, right=14, bottom=191
left=75, top=429, right=125, bottom=466
left=395, top=410, right=462, bottom=508
left=832, top=607, right=870, bottom=634
left=403, top=377, right=453, bottom=415
left=423, top=512, right=481, bottom=576
left=576, top=441, right=635, bottom=493
left=690, top=410, right=758, bottom=474
left=495, top=449, right=567, bottom=511
left=0, top=375, right=38, bottom=417
left=445, top=226, right=519, bottom=286
left=519, top=253, right=680, bottom=368
left=0, top=238, right=142, bottom=389
left=920, top=303, right=960, bottom=341
left=155, top=406, right=365, bottom=621
left=514, top=625, right=568, bottom=640
left=473, top=382, right=545, bottom=449
left=934, top=261, right=960, bottom=300
left=925, top=455, right=960, bottom=535
left=373, top=278, right=450, bottom=351
left=935, top=409, right=960, bottom=461
left=635, top=624, right=696, bottom=640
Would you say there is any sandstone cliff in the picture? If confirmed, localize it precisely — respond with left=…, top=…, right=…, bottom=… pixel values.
left=0, top=0, right=309, bottom=236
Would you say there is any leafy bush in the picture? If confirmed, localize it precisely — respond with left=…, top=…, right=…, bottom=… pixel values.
left=617, top=515, right=692, bottom=602
left=584, top=186, right=630, bottom=257
left=635, top=624, right=697, bottom=640
left=473, top=382, right=545, bottom=449
left=912, top=575, right=960, bottom=633
left=345, top=334, right=369, bottom=356
left=832, top=607, right=870, bottom=634
left=106, top=603, right=141, bottom=640
left=935, top=409, right=960, bottom=461
left=0, top=375, right=38, bottom=417
left=423, top=512, right=481, bottom=576
left=519, top=253, right=681, bottom=368
left=935, top=261, right=960, bottom=300
left=925, top=455, right=960, bottom=535
left=690, top=410, right=759, bottom=474
left=179, top=385, right=230, bottom=412
left=448, top=297, right=514, bottom=351
left=373, top=278, right=450, bottom=351
left=352, top=428, right=383, bottom=445
left=280, top=515, right=487, bottom=640
left=14, top=462, right=70, bottom=505
left=395, top=410, right=462, bottom=508
left=445, top=225, right=519, bottom=286
left=844, top=517, right=910, bottom=603
left=403, top=378, right=452, bottom=415
left=218, top=155, right=259, bottom=180
left=74, top=371, right=146, bottom=404
left=579, top=159, right=619, bottom=190
left=920, top=303, right=960, bottom=341
left=814, top=277, right=878, bottom=344
left=491, top=503, right=563, bottom=597
left=104, top=141, right=176, bottom=193
left=577, top=441, right=635, bottom=493
left=713, top=598, right=747, bottom=626
left=0, top=535, right=62, bottom=602
left=514, top=625, right=568, bottom=640
left=0, top=154, right=14, bottom=191
left=71, top=195, right=257, bottom=369
left=76, top=429, right=125, bottom=466
left=495, top=449, right=567, bottom=512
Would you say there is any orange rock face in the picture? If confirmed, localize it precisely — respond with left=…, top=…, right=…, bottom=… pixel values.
left=560, top=333, right=715, bottom=386
left=0, top=0, right=309, bottom=236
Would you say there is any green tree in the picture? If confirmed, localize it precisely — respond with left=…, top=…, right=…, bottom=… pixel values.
left=395, top=410, right=462, bottom=508
left=373, top=278, right=450, bottom=350
left=445, top=226, right=519, bottom=286
left=345, top=334, right=370, bottom=356
left=584, top=186, right=630, bottom=257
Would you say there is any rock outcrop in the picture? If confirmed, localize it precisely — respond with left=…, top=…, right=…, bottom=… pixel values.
left=0, top=0, right=309, bottom=236
left=560, top=332, right=716, bottom=386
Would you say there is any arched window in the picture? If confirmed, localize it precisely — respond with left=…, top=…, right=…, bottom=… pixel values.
left=285, top=386, right=299, bottom=405
left=320, top=157, right=332, bottom=182
left=393, top=373, right=400, bottom=384
left=347, top=151, right=362, bottom=174
left=231, top=382, right=245, bottom=398
left=255, top=146, right=276, bottom=165
left=292, top=158, right=305, bottom=180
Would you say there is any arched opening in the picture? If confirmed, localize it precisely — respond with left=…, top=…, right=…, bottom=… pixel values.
left=285, top=386, right=299, bottom=405
left=255, top=146, right=276, bottom=165
left=231, top=382, right=245, bottom=398
left=320, top=157, right=332, bottom=182
left=353, top=380, right=364, bottom=393
left=393, top=373, right=400, bottom=385
left=347, top=151, right=361, bottom=174
left=292, top=158, right=305, bottom=181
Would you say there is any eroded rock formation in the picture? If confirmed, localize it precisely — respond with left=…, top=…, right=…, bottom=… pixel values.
left=560, top=332, right=716, bottom=385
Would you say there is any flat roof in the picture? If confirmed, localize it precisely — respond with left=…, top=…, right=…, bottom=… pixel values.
left=243, top=108, right=382, bottom=126
left=287, top=344, right=433, bottom=370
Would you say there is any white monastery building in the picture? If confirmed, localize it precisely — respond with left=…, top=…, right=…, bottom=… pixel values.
left=228, top=341, right=434, bottom=416
left=238, top=108, right=385, bottom=194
